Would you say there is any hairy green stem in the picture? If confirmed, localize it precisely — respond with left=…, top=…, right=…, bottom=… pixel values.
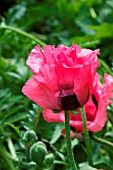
left=34, top=107, right=43, bottom=131
left=65, top=110, right=78, bottom=170
left=81, top=107, right=93, bottom=166
left=0, top=141, right=16, bottom=170
left=0, top=25, right=46, bottom=46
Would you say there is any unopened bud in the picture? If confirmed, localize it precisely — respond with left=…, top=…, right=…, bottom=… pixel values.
left=43, top=153, right=54, bottom=168
left=30, top=141, right=48, bottom=165
left=23, top=130, right=38, bottom=147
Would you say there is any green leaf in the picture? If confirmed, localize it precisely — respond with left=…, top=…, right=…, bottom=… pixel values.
left=5, top=112, right=28, bottom=123
left=98, top=58, right=113, bottom=75
left=52, top=110, right=62, bottom=113
left=70, top=109, right=78, bottom=115
left=54, top=160, right=68, bottom=166
left=4, top=122, right=21, bottom=138
left=80, top=165, right=97, bottom=170
left=50, top=124, right=64, bottom=144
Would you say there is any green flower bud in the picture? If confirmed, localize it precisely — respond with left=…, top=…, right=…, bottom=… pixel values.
left=43, top=153, right=55, bottom=169
left=30, top=141, right=48, bottom=165
left=23, top=130, right=38, bottom=147
left=35, top=141, right=46, bottom=147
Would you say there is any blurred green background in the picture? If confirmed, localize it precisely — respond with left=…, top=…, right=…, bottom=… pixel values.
left=0, top=0, right=113, bottom=170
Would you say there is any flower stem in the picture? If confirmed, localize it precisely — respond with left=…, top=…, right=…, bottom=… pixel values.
left=64, top=110, right=78, bottom=170
left=0, top=25, right=46, bottom=46
left=34, top=107, right=43, bottom=131
left=81, top=107, right=93, bottom=166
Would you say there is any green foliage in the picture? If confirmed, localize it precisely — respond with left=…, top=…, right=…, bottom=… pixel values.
left=0, top=0, right=113, bottom=170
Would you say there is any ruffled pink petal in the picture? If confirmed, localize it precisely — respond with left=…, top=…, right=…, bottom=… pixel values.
left=102, top=74, right=113, bottom=105
left=70, top=98, right=106, bottom=132
left=77, top=48, right=99, bottom=59
left=57, top=52, right=75, bottom=67
left=88, top=98, right=107, bottom=132
left=71, top=44, right=81, bottom=53
left=93, top=73, right=103, bottom=93
left=72, top=65, right=92, bottom=106
left=93, top=73, right=113, bottom=105
left=43, top=45, right=56, bottom=64
left=26, top=45, right=45, bottom=74
left=70, top=119, right=83, bottom=132
left=77, top=49, right=100, bottom=79
left=56, top=66, right=81, bottom=90
left=22, top=75, right=60, bottom=110
left=55, top=64, right=90, bottom=107
left=56, top=44, right=81, bottom=66
left=84, top=97, right=97, bottom=120
left=43, top=109, right=64, bottom=122
left=75, top=84, right=89, bottom=106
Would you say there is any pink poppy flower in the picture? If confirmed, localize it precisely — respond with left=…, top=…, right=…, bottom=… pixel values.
left=43, top=74, right=113, bottom=132
left=22, top=44, right=99, bottom=110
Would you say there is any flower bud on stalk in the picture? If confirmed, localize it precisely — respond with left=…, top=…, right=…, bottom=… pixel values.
left=30, top=141, right=48, bottom=165
left=23, top=130, right=38, bottom=148
left=43, top=153, right=55, bottom=169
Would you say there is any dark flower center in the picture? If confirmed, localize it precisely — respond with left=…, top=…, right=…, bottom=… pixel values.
left=91, top=94, right=98, bottom=108
left=61, top=93, right=81, bottom=110
left=59, top=82, right=80, bottom=110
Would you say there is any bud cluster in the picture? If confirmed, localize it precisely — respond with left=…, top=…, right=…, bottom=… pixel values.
left=21, top=130, right=54, bottom=169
